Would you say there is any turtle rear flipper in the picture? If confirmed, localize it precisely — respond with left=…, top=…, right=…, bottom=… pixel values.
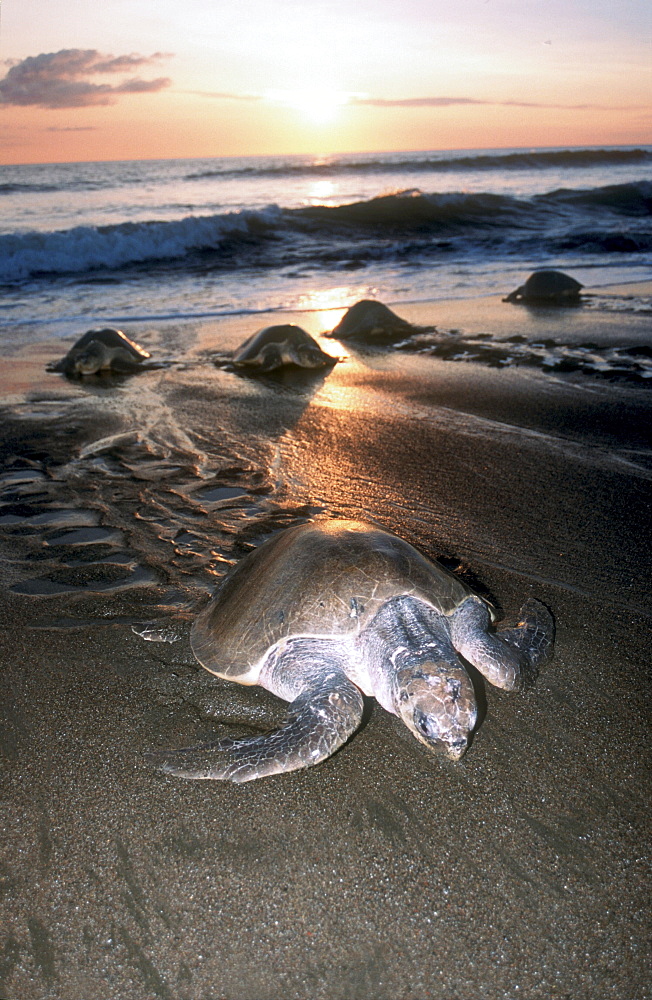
left=146, top=671, right=364, bottom=783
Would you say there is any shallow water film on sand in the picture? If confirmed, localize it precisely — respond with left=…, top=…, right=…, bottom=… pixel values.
left=0, top=147, right=650, bottom=1000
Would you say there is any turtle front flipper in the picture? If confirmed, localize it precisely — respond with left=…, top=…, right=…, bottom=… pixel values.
left=449, top=596, right=554, bottom=691
left=494, top=598, right=555, bottom=680
left=146, top=671, right=364, bottom=783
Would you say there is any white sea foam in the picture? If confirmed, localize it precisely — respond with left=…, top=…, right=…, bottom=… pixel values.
left=0, top=206, right=282, bottom=282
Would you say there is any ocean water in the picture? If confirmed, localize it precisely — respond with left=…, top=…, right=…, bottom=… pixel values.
left=1, top=146, right=651, bottom=347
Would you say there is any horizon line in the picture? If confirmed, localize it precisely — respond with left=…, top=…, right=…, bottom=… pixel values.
left=2, top=140, right=651, bottom=169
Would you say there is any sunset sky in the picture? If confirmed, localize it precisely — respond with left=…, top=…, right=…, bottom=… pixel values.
left=1, top=0, right=650, bottom=164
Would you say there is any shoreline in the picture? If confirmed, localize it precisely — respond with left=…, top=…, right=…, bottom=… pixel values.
left=3, top=278, right=651, bottom=394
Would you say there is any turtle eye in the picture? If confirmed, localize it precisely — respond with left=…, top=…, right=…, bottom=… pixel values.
left=414, top=710, right=434, bottom=738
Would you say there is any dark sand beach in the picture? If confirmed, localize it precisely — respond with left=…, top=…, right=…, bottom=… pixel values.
left=1, top=289, right=650, bottom=999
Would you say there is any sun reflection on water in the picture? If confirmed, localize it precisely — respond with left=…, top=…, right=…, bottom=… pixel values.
left=306, top=179, right=338, bottom=204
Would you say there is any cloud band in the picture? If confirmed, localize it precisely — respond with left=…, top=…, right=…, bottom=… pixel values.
left=0, top=49, right=171, bottom=108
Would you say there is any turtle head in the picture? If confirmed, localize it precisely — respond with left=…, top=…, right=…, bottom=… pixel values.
left=72, top=345, right=104, bottom=375
left=397, top=662, right=477, bottom=761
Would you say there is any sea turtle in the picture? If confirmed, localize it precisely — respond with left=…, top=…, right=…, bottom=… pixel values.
left=52, top=328, right=151, bottom=376
left=232, top=325, right=336, bottom=373
left=328, top=300, right=429, bottom=343
left=147, top=519, right=553, bottom=783
left=504, top=270, right=583, bottom=305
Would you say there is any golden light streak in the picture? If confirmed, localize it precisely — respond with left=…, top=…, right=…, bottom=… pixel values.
left=295, top=286, right=374, bottom=333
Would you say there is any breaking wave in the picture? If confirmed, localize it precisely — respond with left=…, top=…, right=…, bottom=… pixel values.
left=2, top=181, right=650, bottom=284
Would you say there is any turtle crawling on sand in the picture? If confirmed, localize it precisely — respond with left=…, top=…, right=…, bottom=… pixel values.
left=147, top=519, right=554, bottom=783
left=328, top=299, right=429, bottom=343
left=52, top=328, right=151, bottom=376
left=504, top=270, right=583, bottom=305
left=232, top=325, right=336, bottom=373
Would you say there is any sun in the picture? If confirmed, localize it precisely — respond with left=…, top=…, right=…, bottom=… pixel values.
left=265, top=88, right=350, bottom=125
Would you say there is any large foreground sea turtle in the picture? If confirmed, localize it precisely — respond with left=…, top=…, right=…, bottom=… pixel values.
left=504, top=270, right=583, bottom=305
left=52, top=328, right=151, bottom=376
left=232, top=325, right=336, bottom=373
left=147, top=519, right=554, bottom=783
left=328, top=300, right=428, bottom=342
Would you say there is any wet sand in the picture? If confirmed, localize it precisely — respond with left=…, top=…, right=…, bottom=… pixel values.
left=1, top=290, right=650, bottom=999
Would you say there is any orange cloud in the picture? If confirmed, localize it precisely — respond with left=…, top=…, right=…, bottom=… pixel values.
left=0, top=49, right=171, bottom=108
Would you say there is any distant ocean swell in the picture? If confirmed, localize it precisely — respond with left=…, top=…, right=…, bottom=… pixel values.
left=2, top=148, right=651, bottom=197
left=2, top=182, right=650, bottom=284
left=0, top=182, right=63, bottom=196
left=186, top=147, right=652, bottom=181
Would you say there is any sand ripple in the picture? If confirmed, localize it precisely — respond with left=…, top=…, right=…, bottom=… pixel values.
left=0, top=390, right=316, bottom=625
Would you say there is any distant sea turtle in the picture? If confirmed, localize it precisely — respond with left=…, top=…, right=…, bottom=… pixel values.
left=232, top=325, right=336, bottom=373
left=52, top=328, right=151, bottom=376
left=147, top=519, right=553, bottom=783
left=504, top=270, right=583, bottom=305
left=328, top=300, right=428, bottom=342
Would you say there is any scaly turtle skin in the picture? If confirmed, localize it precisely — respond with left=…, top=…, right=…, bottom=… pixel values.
left=328, top=300, right=427, bottom=343
left=232, top=325, right=336, bottom=373
left=504, top=270, right=583, bottom=305
left=52, top=328, right=151, bottom=376
left=147, top=519, right=554, bottom=783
